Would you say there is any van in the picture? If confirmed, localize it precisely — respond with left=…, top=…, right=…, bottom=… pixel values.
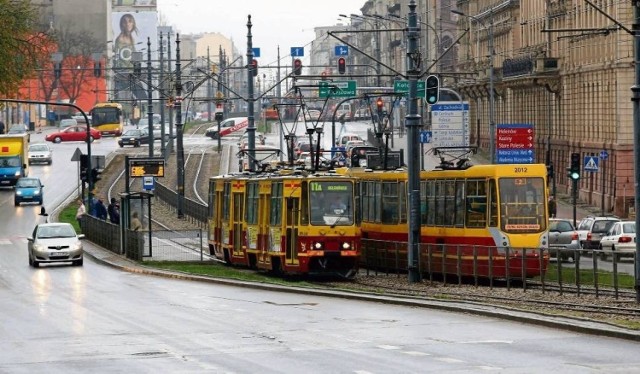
left=336, top=103, right=352, bottom=121
left=336, top=133, right=363, bottom=148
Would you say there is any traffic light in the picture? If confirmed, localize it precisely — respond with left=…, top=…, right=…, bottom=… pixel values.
left=54, top=62, right=61, bottom=79
left=321, top=71, right=328, bottom=81
left=250, top=59, right=258, bottom=77
left=80, top=167, right=88, bottom=183
left=91, top=168, right=102, bottom=184
left=93, top=61, right=101, bottom=77
left=376, top=97, right=384, bottom=117
left=569, top=152, right=580, bottom=180
left=337, top=57, right=346, bottom=75
left=133, top=62, right=141, bottom=77
left=425, top=74, right=440, bottom=105
left=546, top=164, right=554, bottom=179
left=293, top=58, right=302, bottom=76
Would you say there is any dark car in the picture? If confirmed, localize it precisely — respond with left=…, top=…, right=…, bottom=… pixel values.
left=118, top=128, right=150, bottom=147
left=587, top=218, right=620, bottom=251
left=14, top=177, right=44, bottom=206
left=8, top=124, right=30, bottom=142
left=348, top=145, right=379, bottom=167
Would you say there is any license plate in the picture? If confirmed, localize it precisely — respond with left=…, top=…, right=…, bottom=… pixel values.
left=50, top=252, right=68, bottom=257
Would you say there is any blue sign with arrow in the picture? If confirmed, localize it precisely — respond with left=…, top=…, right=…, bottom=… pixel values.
left=334, top=45, right=349, bottom=56
left=420, top=130, right=432, bottom=144
left=252, top=48, right=260, bottom=58
left=291, top=47, right=304, bottom=57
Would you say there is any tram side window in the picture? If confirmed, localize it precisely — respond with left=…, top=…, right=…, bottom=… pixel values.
left=435, top=180, right=445, bottom=225
left=489, top=179, right=498, bottom=227
left=223, top=182, right=231, bottom=221
left=270, top=182, right=283, bottom=226
left=455, top=180, right=465, bottom=227
left=374, top=182, right=382, bottom=223
left=301, top=182, right=309, bottom=225
left=425, top=180, right=435, bottom=226
left=381, top=182, right=399, bottom=223
left=444, top=180, right=456, bottom=226
left=399, top=181, right=407, bottom=223
left=465, top=180, right=487, bottom=228
left=361, top=181, right=371, bottom=222
left=245, top=182, right=259, bottom=225
left=207, top=180, right=216, bottom=218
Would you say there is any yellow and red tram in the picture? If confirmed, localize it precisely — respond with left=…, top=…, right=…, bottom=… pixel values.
left=207, top=170, right=360, bottom=277
left=341, top=163, right=550, bottom=279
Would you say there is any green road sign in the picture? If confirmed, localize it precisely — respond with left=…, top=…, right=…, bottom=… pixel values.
left=393, top=80, right=426, bottom=99
left=319, top=81, right=357, bottom=98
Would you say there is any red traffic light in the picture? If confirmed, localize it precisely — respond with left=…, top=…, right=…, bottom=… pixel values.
left=293, top=58, right=302, bottom=76
left=376, top=98, right=384, bottom=109
left=251, top=59, right=258, bottom=77
left=337, top=57, right=346, bottom=75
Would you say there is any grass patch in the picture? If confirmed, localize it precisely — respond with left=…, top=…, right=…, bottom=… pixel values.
left=143, top=261, right=317, bottom=287
left=59, top=204, right=80, bottom=232
left=540, top=263, right=636, bottom=289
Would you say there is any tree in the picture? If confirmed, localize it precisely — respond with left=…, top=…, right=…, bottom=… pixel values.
left=0, top=0, right=51, bottom=96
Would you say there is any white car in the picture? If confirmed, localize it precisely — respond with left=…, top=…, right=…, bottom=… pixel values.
left=599, top=221, right=636, bottom=261
left=27, top=143, right=53, bottom=165
left=28, top=223, right=84, bottom=267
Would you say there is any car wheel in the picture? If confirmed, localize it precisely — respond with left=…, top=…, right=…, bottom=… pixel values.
left=48, top=160, right=52, bottom=165
left=134, top=141, right=140, bottom=147
left=53, top=136, right=62, bottom=143
left=14, top=199, right=19, bottom=206
left=28, top=254, right=33, bottom=266
left=38, top=199, right=43, bottom=206
left=119, top=143, right=123, bottom=148
left=33, top=259, right=40, bottom=268
left=74, top=258, right=83, bottom=266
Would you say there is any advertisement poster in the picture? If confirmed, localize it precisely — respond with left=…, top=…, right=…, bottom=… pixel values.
left=112, top=0, right=157, bottom=7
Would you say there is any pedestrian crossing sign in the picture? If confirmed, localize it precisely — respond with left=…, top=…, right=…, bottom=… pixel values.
left=584, top=156, right=599, bottom=172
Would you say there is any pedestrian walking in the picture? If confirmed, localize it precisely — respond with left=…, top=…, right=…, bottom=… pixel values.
left=108, top=198, right=120, bottom=224
left=75, top=199, right=86, bottom=230
left=96, top=198, right=108, bottom=220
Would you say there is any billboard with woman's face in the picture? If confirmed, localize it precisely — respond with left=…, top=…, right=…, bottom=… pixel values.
left=112, top=11, right=158, bottom=69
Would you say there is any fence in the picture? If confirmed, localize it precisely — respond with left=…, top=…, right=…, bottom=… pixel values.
left=154, top=182, right=208, bottom=226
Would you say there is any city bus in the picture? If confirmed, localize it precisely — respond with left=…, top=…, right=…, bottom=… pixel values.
left=340, top=163, right=550, bottom=279
left=90, top=102, right=124, bottom=136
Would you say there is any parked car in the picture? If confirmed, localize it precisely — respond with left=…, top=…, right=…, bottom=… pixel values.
left=576, top=215, right=621, bottom=250
left=294, top=141, right=313, bottom=159
left=45, top=125, right=101, bottom=143
left=580, top=216, right=621, bottom=251
left=599, top=221, right=636, bottom=261
left=59, top=118, right=78, bottom=128
left=118, top=128, right=150, bottom=147
left=238, top=131, right=266, bottom=149
left=297, top=109, right=321, bottom=122
left=140, top=123, right=171, bottom=141
left=27, top=143, right=53, bottom=165
left=348, top=145, right=379, bottom=167
left=27, top=222, right=84, bottom=267
left=548, top=218, right=581, bottom=262
left=8, top=124, right=30, bottom=142
left=336, top=133, right=364, bottom=148
left=14, top=177, right=44, bottom=206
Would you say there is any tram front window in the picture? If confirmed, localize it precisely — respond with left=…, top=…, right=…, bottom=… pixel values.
left=309, top=181, right=354, bottom=226
left=499, top=177, right=546, bottom=233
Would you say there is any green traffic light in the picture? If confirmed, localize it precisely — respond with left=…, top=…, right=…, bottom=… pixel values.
left=570, top=172, right=580, bottom=180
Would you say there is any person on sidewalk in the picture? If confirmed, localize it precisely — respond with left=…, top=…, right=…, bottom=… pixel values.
left=108, top=198, right=120, bottom=224
left=75, top=199, right=86, bottom=230
left=548, top=196, right=557, bottom=218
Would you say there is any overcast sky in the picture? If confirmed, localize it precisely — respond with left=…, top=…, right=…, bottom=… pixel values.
left=156, top=0, right=365, bottom=66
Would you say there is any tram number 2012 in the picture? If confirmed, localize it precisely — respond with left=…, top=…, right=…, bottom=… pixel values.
left=513, top=167, right=528, bottom=173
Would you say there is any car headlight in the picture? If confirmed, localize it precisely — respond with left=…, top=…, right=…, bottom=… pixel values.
left=14, top=171, right=21, bottom=177
left=314, top=242, right=323, bottom=250
left=15, top=190, right=22, bottom=195
left=33, top=190, right=40, bottom=195
left=342, top=242, right=351, bottom=250
left=73, top=241, right=83, bottom=251
left=32, top=243, right=45, bottom=252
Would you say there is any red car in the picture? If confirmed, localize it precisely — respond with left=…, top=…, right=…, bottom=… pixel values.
left=45, top=125, right=102, bottom=143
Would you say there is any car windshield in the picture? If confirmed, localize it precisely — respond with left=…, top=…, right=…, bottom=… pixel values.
left=29, top=145, right=49, bottom=152
left=17, top=179, right=40, bottom=188
left=0, top=156, right=20, bottom=167
left=8, top=126, right=25, bottom=133
left=592, top=220, right=617, bottom=233
left=37, top=225, right=76, bottom=239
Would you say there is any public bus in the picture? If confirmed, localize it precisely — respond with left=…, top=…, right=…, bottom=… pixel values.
left=207, top=169, right=361, bottom=278
left=90, top=102, right=124, bottom=136
left=340, top=163, right=550, bottom=279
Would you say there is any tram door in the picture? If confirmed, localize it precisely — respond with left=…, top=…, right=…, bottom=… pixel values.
left=232, top=192, right=245, bottom=259
left=285, top=197, right=300, bottom=266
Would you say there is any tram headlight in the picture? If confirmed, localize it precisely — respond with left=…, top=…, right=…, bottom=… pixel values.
left=314, top=242, right=323, bottom=250
left=341, top=242, right=351, bottom=250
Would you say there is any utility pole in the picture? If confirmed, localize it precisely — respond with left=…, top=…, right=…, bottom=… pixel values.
left=246, top=15, right=256, bottom=171
left=632, top=0, right=640, bottom=302
left=207, top=47, right=212, bottom=124
left=159, top=30, right=166, bottom=157
left=146, top=37, right=154, bottom=157
left=406, top=0, right=421, bottom=283
left=175, top=34, right=185, bottom=218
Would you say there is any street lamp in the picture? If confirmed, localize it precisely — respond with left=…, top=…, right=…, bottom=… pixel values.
left=451, top=9, right=495, bottom=164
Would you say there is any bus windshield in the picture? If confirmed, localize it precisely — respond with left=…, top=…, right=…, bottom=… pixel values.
left=309, top=181, right=354, bottom=226
left=91, top=107, right=120, bottom=125
left=499, top=177, right=547, bottom=233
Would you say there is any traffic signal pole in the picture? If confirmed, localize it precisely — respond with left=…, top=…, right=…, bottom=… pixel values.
left=632, top=0, right=640, bottom=302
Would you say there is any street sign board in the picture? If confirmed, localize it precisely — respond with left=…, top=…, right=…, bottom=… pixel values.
left=318, top=80, right=357, bottom=98
left=584, top=156, right=599, bottom=172
left=430, top=102, right=470, bottom=148
left=334, top=45, right=349, bottom=56
left=496, top=123, right=535, bottom=164
left=393, top=80, right=426, bottom=99
left=291, top=47, right=304, bottom=57
left=420, top=130, right=432, bottom=144
left=129, top=157, right=165, bottom=178
left=600, top=150, right=608, bottom=160
left=252, top=48, right=260, bottom=57
left=142, top=176, right=155, bottom=190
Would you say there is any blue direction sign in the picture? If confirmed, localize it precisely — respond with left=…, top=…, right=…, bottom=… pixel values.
left=600, top=150, right=608, bottom=160
left=584, top=156, right=599, bottom=172
left=252, top=48, right=261, bottom=57
left=496, top=149, right=535, bottom=163
left=334, top=45, right=349, bottom=56
left=420, top=130, right=432, bottom=144
left=291, top=47, right=304, bottom=57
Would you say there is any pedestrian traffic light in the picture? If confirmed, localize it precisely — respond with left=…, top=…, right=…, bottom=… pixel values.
left=426, top=75, right=440, bottom=105
left=80, top=167, right=88, bottom=183
left=569, top=152, right=580, bottom=180
left=337, top=57, right=346, bottom=75
left=293, top=58, right=302, bottom=76
left=91, top=168, right=102, bottom=184
left=251, top=59, right=258, bottom=77
left=93, top=61, right=101, bottom=77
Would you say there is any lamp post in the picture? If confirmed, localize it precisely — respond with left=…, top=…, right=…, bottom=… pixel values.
left=452, top=9, right=495, bottom=164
